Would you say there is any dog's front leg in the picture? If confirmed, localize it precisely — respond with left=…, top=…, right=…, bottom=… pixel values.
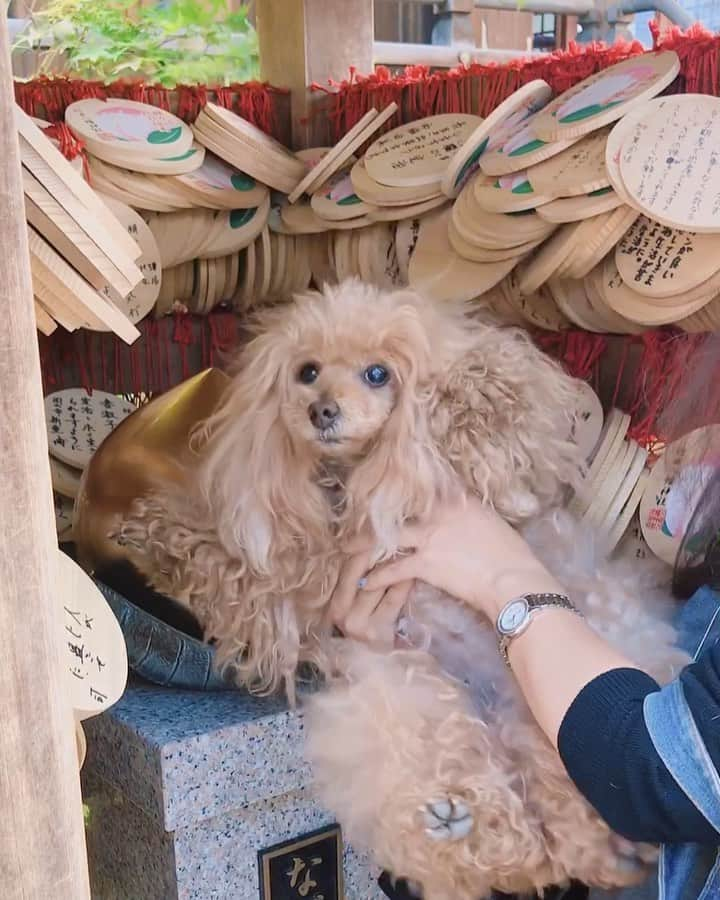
left=113, top=490, right=246, bottom=630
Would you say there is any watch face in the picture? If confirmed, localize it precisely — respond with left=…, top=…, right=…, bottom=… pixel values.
left=498, top=598, right=529, bottom=636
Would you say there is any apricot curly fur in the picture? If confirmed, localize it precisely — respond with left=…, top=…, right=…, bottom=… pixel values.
left=118, top=280, right=686, bottom=898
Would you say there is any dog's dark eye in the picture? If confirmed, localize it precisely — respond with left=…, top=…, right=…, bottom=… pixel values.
left=363, top=364, right=390, bottom=387
left=298, top=362, right=320, bottom=384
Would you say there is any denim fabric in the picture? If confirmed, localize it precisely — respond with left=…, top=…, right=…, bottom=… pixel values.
left=590, top=587, right=720, bottom=900
left=673, top=586, right=720, bottom=661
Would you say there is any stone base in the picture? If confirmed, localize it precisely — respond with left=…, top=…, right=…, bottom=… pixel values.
left=83, top=679, right=386, bottom=899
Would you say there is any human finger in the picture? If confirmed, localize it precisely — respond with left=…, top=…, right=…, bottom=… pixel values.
left=342, top=588, right=386, bottom=641
left=361, top=554, right=423, bottom=593
left=374, top=580, right=413, bottom=639
left=329, top=551, right=374, bottom=626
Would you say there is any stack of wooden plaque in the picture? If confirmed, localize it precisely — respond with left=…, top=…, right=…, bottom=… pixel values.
left=41, top=53, right=720, bottom=333
left=17, top=105, right=144, bottom=342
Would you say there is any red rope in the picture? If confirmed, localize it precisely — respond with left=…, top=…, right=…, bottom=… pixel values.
left=14, top=77, right=287, bottom=135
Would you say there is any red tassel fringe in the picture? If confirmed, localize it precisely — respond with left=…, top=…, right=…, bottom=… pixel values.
left=29, top=27, right=720, bottom=443
left=14, top=76, right=287, bottom=136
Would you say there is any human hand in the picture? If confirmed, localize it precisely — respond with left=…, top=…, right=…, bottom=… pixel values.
left=354, top=496, right=564, bottom=621
left=327, top=549, right=414, bottom=651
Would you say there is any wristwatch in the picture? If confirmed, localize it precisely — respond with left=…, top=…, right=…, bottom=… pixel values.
left=496, top=592, right=581, bottom=666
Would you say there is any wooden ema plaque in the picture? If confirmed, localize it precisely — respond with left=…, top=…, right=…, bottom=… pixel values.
left=514, top=281, right=570, bottom=332
left=200, top=197, right=270, bottom=259
left=568, top=380, right=604, bottom=460
left=45, top=388, right=135, bottom=469
left=605, top=471, right=650, bottom=554
left=604, top=98, right=671, bottom=205
left=364, top=114, right=482, bottom=189
left=618, top=94, right=720, bottom=233
left=570, top=408, right=630, bottom=515
left=174, top=152, right=267, bottom=209
left=479, top=117, right=579, bottom=177
left=536, top=187, right=622, bottom=224
left=97, top=195, right=162, bottom=325
left=193, top=105, right=304, bottom=194
left=289, top=104, right=398, bottom=204
left=65, top=98, right=195, bottom=168
left=441, top=80, right=552, bottom=198
left=23, top=168, right=136, bottom=298
left=595, top=444, right=649, bottom=534
left=34, top=300, right=57, bottom=336
left=598, top=256, right=720, bottom=326
left=18, top=133, right=142, bottom=287
left=28, top=228, right=141, bottom=343
left=527, top=127, right=611, bottom=199
left=531, top=50, right=680, bottom=142
left=368, top=195, right=447, bottom=222
left=474, top=171, right=552, bottom=214
left=453, top=178, right=556, bottom=247
left=408, top=207, right=519, bottom=302
left=18, top=104, right=154, bottom=260
left=351, top=157, right=441, bottom=206
left=310, top=169, right=374, bottom=221
left=448, top=219, right=542, bottom=263
left=55, top=493, right=74, bottom=540
left=639, top=425, right=720, bottom=564
left=516, top=223, right=580, bottom=294
left=584, top=269, right=645, bottom=334
left=615, top=216, right=720, bottom=298
left=560, top=204, right=639, bottom=280
left=50, top=455, right=82, bottom=499
left=59, top=549, right=128, bottom=721
left=546, top=275, right=638, bottom=333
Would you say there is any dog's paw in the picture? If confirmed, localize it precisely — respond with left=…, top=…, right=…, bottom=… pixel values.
left=605, top=834, right=658, bottom=886
left=422, top=796, right=473, bottom=841
left=610, top=835, right=659, bottom=868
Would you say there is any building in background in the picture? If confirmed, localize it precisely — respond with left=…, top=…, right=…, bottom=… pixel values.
left=375, top=1, right=718, bottom=56
left=374, top=0, right=578, bottom=54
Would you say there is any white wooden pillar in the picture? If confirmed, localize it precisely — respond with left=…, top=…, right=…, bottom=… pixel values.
left=256, top=0, right=375, bottom=149
left=0, top=7, right=91, bottom=899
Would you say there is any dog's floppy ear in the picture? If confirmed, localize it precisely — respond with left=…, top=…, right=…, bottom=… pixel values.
left=342, top=290, right=458, bottom=547
left=426, top=321, right=584, bottom=522
left=196, top=326, right=326, bottom=574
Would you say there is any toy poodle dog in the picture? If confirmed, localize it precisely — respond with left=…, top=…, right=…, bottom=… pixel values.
left=117, top=279, right=688, bottom=900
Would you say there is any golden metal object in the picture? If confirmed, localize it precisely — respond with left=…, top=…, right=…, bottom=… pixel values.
left=73, top=368, right=229, bottom=571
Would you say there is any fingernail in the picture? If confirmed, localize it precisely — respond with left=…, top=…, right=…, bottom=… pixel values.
left=357, top=577, right=368, bottom=589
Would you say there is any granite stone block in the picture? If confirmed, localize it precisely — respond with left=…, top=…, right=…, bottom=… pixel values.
left=83, top=680, right=385, bottom=899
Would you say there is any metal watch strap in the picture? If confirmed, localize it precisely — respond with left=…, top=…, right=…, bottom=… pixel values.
left=497, top=592, right=581, bottom=666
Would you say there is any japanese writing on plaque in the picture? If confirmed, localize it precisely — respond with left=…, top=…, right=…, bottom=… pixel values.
left=64, top=603, right=109, bottom=707
left=368, top=118, right=472, bottom=173
left=622, top=101, right=720, bottom=228
left=45, top=390, right=134, bottom=468
left=258, top=825, right=343, bottom=900
left=617, top=217, right=695, bottom=289
left=627, top=521, right=649, bottom=560
left=644, top=478, right=671, bottom=533
left=54, top=493, right=73, bottom=536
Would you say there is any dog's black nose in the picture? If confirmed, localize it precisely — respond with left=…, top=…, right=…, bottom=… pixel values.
left=309, top=399, right=340, bottom=430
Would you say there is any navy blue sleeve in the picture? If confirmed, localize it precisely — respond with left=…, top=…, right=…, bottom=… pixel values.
left=558, top=643, right=720, bottom=845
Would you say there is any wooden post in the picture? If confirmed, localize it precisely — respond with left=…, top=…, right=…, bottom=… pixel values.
left=0, top=7, right=91, bottom=900
left=256, top=0, right=374, bottom=149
